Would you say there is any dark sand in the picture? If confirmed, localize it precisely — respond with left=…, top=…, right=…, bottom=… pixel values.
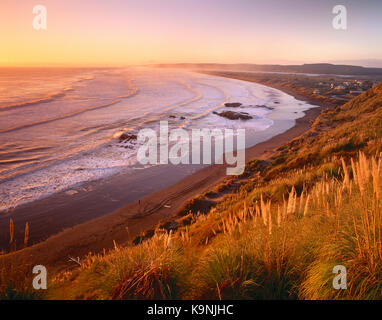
left=0, top=163, right=206, bottom=249
left=0, top=76, right=324, bottom=271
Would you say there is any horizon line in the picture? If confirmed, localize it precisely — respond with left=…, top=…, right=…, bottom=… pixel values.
left=2, top=61, right=382, bottom=69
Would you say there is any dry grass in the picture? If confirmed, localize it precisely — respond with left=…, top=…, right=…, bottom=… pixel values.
left=0, top=257, right=41, bottom=300
left=48, top=232, right=186, bottom=300
left=44, top=152, right=381, bottom=300
left=2, top=83, right=382, bottom=300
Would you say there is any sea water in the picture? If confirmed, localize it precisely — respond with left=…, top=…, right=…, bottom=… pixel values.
left=0, top=67, right=315, bottom=211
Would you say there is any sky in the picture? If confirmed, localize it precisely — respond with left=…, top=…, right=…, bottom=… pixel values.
left=0, top=0, right=381, bottom=67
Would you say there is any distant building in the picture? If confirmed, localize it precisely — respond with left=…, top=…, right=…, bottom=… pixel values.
left=355, top=80, right=372, bottom=90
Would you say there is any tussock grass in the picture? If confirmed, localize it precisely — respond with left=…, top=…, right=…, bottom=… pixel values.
left=300, top=153, right=382, bottom=299
left=47, top=153, right=382, bottom=300
left=49, top=232, right=186, bottom=300
left=0, top=258, right=41, bottom=300
left=3, top=83, right=382, bottom=300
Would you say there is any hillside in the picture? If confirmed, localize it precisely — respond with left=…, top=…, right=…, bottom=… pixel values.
left=1, top=83, right=382, bottom=300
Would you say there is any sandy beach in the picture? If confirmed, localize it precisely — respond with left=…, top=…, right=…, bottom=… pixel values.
left=2, top=0, right=382, bottom=302
left=1, top=80, right=323, bottom=271
left=0, top=69, right=317, bottom=249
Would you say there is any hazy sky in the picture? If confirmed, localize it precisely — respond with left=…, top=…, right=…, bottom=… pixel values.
left=0, top=0, right=381, bottom=67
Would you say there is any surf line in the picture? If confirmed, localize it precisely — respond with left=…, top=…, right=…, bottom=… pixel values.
left=136, top=121, right=246, bottom=175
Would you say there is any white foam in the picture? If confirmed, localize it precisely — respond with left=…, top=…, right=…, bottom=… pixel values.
left=0, top=68, right=318, bottom=211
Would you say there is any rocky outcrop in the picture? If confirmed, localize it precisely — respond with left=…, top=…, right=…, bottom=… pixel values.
left=224, top=102, right=242, bottom=108
left=256, top=105, right=274, bottom=110
left=169, top=115, right=186, bottom=120
left=213, top=110, right=253, bottom=120
left=119, top=133, right=137, bottom=142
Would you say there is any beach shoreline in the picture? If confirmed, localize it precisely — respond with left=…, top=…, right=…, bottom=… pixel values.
left=0, top=74, right=325, bottom=271
left=198, top=70, right=337, bottom=109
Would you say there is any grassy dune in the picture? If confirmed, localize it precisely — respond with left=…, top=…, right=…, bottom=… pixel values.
left=2, top=84, right=382, bottom=300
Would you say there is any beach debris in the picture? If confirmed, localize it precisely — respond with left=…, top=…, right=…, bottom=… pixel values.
left=164, top=204, right=171, bottom=208
left=213, top=110, right=253, bottom=120
left=224, top=102, right=242, bottom=108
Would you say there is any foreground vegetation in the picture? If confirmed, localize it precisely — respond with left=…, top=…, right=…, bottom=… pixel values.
left=44, top=151, right=380, bottom=300
left=1, top=83, right=382, bottom=300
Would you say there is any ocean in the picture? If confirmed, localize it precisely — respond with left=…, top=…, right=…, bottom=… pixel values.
left=0, top=67, right=314, bottom=212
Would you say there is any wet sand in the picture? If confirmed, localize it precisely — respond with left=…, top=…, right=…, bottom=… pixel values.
left=0, top=76, right=325, bottom=271
left=0, top=111, right=321, bottom=271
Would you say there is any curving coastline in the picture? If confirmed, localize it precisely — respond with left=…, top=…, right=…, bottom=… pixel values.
left=0, top=73, right=324, bottom=270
